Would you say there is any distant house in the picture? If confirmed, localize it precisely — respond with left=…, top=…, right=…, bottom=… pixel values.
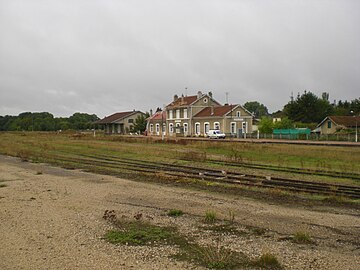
left=271, top=110, right=285, bottom=123
left=316, top=116, right=360, bottom=134
left=96, top=110, right=145, bottom=134
left=147, top=91, right=254, bottom=137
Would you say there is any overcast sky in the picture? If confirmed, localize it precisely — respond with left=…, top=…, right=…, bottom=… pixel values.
left=0, top=0, right=359, bottom=117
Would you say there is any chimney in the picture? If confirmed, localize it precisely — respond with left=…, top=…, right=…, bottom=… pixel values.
left=150, top=109, right=153, bottom=116
left=174, top=94, right=178, bottom=101
left=208, top=91, right=213, bottom=98
left=197, top=91, right=202, bottom=99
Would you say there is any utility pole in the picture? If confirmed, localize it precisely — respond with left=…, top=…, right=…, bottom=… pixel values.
left=350, top=110, right=358, bottom=143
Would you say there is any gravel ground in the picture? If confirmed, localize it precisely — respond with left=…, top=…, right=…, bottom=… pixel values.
left=0, top=155, right=359, bottom=270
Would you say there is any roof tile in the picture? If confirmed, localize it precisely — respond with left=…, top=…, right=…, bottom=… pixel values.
left=166, top=95, right=198, bottom=108
left=329, top=116, right=360, bottom=127
left=194, top=105, right=237, bottom=117
left=96, top=111, right=138, bottom=124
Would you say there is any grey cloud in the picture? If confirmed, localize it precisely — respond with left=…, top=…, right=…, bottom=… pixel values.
left=0, top=0, right=359, bottom=117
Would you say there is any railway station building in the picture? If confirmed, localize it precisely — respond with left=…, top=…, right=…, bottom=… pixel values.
left=147, top=91, right=254, bottom=137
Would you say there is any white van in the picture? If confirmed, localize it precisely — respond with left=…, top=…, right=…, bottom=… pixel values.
left=207, top=129, right=226, bottom=139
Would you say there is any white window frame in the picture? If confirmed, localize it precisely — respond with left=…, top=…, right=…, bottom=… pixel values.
left=236, top=111, right=241, bottom=118
left=169, top=110, right=173, bottom=119
left=183, top=123, right=188, bottom=134
left=195, top=122, right=201, bottom=136
left=155, top=123, right=160, bottom=134
left=175, top=123, right=181, bottom=133
left=150, top=124, right=153, bottom=133
left=162, top=123, right=166, bottom=135
left=214, top=122, right=220, bottom=130
left=183, top=109, right=188, bottom=119
left=169, top=123, right=174, bottom=134
left=231, top=122, right=236, bottom=134
left=176, top=109, right=180, bottom=119
left=242, top=121, right=248, bottom=133
left=204, top=122, right=210, bottom=135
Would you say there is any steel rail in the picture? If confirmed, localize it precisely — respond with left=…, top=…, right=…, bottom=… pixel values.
left=47, top=153, right=360, bottom=199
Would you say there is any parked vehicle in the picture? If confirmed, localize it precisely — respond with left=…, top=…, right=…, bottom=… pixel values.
left=207, top=129, right=226, bottom=139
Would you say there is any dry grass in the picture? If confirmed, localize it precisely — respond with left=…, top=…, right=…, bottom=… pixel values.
left=0, top=132, right=359, bottom=188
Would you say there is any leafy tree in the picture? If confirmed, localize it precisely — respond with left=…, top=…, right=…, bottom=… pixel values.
left=258, top=117, right=274, bottom=134
left=0, top=115, right=16, bottom=131
left=243, top=101, right=269, bottom=118
left=131, top=113, right=150, bottom=133
left=68, top=113, right=99, bottom=130
left=273, top=117, right=294, bottom=129
left=333, top=98, right=360, bottom=116
left=283, top=91, right=333, bottom=123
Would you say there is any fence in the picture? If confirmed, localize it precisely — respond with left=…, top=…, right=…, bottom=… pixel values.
left=231, top=132, right=358, bottom=142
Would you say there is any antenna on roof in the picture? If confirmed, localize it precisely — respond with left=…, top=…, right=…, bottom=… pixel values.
left=185, top=87, right=188, bottom=96
left=225, top=92, right=229, bottom=104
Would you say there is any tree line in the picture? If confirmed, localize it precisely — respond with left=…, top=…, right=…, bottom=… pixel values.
left=243, top=91, right=360, bottom=133
left=0, top=112, right=99, bottom=131
left=1, top=91, right=358, bottom=133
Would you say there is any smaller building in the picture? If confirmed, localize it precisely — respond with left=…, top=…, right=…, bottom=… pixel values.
left=317, top=116, right=360, bottom=134
left=147, top=111, right=166, bottom=136
left=96, top=111, right=145, bottom=134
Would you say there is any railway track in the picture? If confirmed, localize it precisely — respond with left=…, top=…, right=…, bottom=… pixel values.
left=203, top=159, right=360, bottom=180
left=47, top=152, right=360, bottom=200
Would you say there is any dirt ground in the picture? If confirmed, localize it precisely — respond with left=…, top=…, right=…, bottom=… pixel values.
left=0, top=155, right=359, bottom=270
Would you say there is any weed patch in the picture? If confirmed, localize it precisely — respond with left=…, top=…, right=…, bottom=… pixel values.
left=103, top=210, right=249, bottom=269
left=178, top=244, right=247, bottom=269
left=17, top=150, right=30, bottom=162
left=200, top=223, right=247, bottom=237
left=104, top=224, right=174, bottom=245
left=204, top=210, right=217, bottom=223
left=322, top=195, right=351, bottom=204
left=251, top=253, right=282, bottom=269
left=167, top=209, right=184, bottom=217
left=180, top=150, right=207, bottom=162
left=0, top=183, right=7, bottom=188
left=293, top=231, right=313, bottom=244
left=251, top=227, right=266, bottom=236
